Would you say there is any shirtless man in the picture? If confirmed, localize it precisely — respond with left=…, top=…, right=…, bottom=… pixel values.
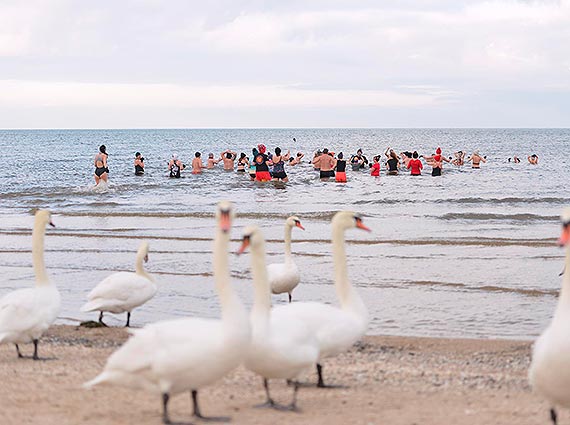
left=467, top=151, right=486, bottom=169
left=288, top=152, right=304, bottom=166
left=528, top=154, right=539, bottom=165
left=191, top=152, right=205, bottom=174
left=94, top=145, right=109, bottom=185
left=221, top=150, right=237, bottom=170
left=312, top=148, right=337, bottom=179
left=207, top=153, right=220, bottom=169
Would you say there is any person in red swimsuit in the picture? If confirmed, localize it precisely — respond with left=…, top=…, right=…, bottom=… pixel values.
left=254, top=144, right=272, bottom=181
left=407, top=151, right=423, bottom=176
left=370, top=155, right=380, bottom=176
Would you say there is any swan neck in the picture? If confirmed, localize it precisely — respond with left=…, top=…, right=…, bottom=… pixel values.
left=213, top=229, right=244, bottom=323
left=557, top=246, right=570, bottom=312
left=250, top=238, right=272, bottom=321
left=284, top=223, right=293, bottom=261
left=135, top=248, right=152, bottom=281
left=32, top=220, right=49, bottom=285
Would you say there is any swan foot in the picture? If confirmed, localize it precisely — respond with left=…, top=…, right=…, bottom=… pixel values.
left=163, top=393, right=193, bottom=425
left=550, top=408, right=557, bottom=425
left=15, top=344, right=24, bottom=358
left=125, top=312, right=131, bottom=328
left=98, top=311, right=108, bottom=327
left=191, top=390, right=230, bottom=422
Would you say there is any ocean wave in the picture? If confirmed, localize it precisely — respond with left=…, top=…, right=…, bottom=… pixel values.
left=440, top=212, right=559, bottom=222
left=395, top=280, right=558, bottom=298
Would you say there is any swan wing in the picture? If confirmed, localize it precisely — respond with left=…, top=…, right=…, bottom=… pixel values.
left=267, top=262, right=300, bottom=294
left=82, top=272, right=156, bottom=312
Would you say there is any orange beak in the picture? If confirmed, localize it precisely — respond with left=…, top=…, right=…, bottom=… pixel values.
left=295, top=221, right=305, bottom=231
left=355, top=218, right=371, bottom=232
left=237, top=236, right=250, bottom=255
left=559, top=225, right=570, bottom=247
left=220, top=211, right=231, bottom=233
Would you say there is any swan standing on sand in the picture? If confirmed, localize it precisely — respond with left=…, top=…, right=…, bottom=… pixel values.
left=238, top=226, right=319, bottom=411
left=529, top=208, right=570, bottom=425
left=84, top=201, right=250, bottom=424
left=0, top=210, right=60, bottom=360
left=267, top=216, right=305, bottom=303
left=80, top=242, right=156, bottom=327
left=272, top=211, right=370, bottom=387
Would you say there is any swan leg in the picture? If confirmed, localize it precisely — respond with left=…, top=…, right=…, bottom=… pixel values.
left=550, top=408, right=557, bottom=425
left=286, top=381, right=301, bottom=412
left=316, top=363, right=346, bottom=389
left=98, top=311, right=108, bottom=327
left=254, top=379, right=293, bottom=411
left=125, top=312, right=131, bottom=327
left=288, top=293, right=292, bottom=303
left=191, top=390, right=230, bottom=422
left=162, top=393, right=172, bottom=424
left=15, top=344, right=24, bottom=359
left=32, top=339, right=40, bottom=360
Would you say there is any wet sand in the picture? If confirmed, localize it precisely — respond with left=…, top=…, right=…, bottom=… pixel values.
left=0, top=325, right=556, bottom=425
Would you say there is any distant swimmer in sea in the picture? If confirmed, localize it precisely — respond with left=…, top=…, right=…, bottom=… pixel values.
left=94, top=145, right=109, bottom=185
left=384, top=147, right=400, bottom=175
left=271, top=147, right=290, bottom=182
left=467, top=151, right=486, bottom=169
left=254, top=144, right=272, bottom=182
left=370, top=155, right=380, bottom=177
left=335, top=152, right=347, bottom=183
left=207, top=153, right=220, bottom=169
left=134, top=152, right=145, bottom=176
left=400, top=151, right=413, bottom=168
left=350, top=148, right=368, bottom=171
left=288, top=152, right=304, bottom=166
left=168, top=153, right=185, bottom=178
left=221, top=149, right=237, bottom=171
left=313, top=148, right=336, bottom=179
left=508, top=156, right=521, bottom=163
left=425, top=147, right=450, bottom=176
left=528, top=154, right=539, bottom=165
left=451, top=151, right=465, bottom=166
left=191, top=152, right=205, bottom=174
left=407, top=151, right=423, bottom=176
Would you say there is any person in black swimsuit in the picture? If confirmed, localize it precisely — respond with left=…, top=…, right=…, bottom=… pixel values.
left=384, top=148, right=400, bottom=175
left=94, top=145, right=108, bottom=185
left=134, top=152, right=145, bottom=176
left=271, top=147, right=290, bottom=182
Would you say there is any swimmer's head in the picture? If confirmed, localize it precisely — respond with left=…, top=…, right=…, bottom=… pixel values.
left=100, top=145, right=107, bottom=154
left=323, top=148, right=329, bottom=154
left=357, top=148, right=362, bottom=154
left=208, top=153, right=214, bottom=158
left=337, top=152, right=343, bottom=159
left=258, top=144, right=266, bottom=154
left=413, top=151, right=419, bottom=159
left=405, top=151, right=412, bottom=158
left=226, top=152, right=233, bottom=159
left=172, top=153, right=178, bottom=160
left=275, top=147, right=281, bottom=155
left=436, top=147, right=442, bottom=155
left=297, top=152, right=302, bottom=157
left=289, top=157, right=294, bottom=162
left=240, top=152, right=246, bottom=159
left=195, top=152, right=201, bottom=158
left=135, top=152, right=141, bottom=158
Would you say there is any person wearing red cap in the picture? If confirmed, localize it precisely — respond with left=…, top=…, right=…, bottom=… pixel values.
left=426, top=147, right=450, bottom=176
left=254, top=144, right=272, bottom=181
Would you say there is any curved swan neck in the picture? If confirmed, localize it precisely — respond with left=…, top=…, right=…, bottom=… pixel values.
left=32, top=219, right=49, bottom=286
left=135, top=247, right=152, bottom=281
left=284, top=223, right=293, bottom=262
left=332, top=225, right=367, bottom=319
left=250, top=236, right=272, bottom=321
left=213, top=229, right=244, bottom=323
left=556, top=245, right=570, bottom=313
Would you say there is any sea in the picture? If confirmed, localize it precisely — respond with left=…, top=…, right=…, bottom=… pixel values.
left=0, top=128, right=568, bottom=340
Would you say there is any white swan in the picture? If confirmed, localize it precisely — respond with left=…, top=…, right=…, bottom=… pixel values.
left=267, top=216, right=305, bottom=302
left=238, top=226, right=319, bottom=410
left=84, top=201, right=250, bottom=424
left=271, top=211, right=370, bottom=387
left=0, top=210, right=60, bottom=360
left=80, top=242, right=156, bottom=327
left=529, top=208, right=570, bottom=425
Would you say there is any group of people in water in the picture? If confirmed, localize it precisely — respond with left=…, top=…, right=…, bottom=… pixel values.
left=93, top=143, right=540, bottom=185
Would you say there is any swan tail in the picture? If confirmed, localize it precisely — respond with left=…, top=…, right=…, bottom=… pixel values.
left=83, top=371, right=113, bottom=389
left=80, top=300, right=104, bottom=313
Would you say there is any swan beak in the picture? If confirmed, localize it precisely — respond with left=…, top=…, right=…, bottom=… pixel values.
left=355, top=218, right=371, bottom=232
left=220, top=210, right=231, bottom=233
left=559, top=224, right=570, bottom=247
left=237, top=236, right=250, bottom=255
left=49, top=220, right=55, bottom=228
left=295, top=221, right=305, bottom=231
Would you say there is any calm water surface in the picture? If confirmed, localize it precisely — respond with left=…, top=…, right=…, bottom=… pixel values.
left=0, top=128, right=568, bottom=339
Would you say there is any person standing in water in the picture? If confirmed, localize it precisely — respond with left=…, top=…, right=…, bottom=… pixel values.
left=335, top=152, right=347, bottom=183
left=313, top=148, right=336, bottom=179
left=94, top=145, right=109, bottom=185
left=134, top=152, right=145, bottom=176
left=407, top=151, right=423, bottom=176
left=467, top=151, right=486, bottom=169
left=384, top=148, right=400, bottom=175
left=168, top=154, right=185, bottom=178
left=254, top=144, right=272, bottom=182
left=270, top=147, right=290, bottom=182
left=207, top=153, right=220, bottom=169
left=191, top=152, right=205, bottom=174
left=370, top=155, right=381, bottom=177
left=528, top=154, right=539, bottom=165
left=221, top=149, right=237, bottom=171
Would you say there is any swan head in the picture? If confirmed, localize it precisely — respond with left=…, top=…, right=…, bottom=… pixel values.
left=35, top=209, right=55, bottom=228
left=560, top=208, right=570, bottom=247
left=286, top=216, right=305, bottom=231
left=216, top=201, right=234, bottom=233
left=237, top=226, right=263, bottom=255
left=138, top=241, right=150, bottom=262
left=331, top=211, right=370, bottom=232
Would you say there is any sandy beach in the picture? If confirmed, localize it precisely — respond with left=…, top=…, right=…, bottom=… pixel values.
left=0, top=325, right=556, bottom=425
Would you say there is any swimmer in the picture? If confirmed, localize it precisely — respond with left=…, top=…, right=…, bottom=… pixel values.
left=370, top=155, right=380, bottom=177
left=134, top=152, right=144, bottom=176
left=207, top=153, right=221, bottom=169
left=407, top=151, right=423, bottom=176
left=249, top=148, right=258, bottom=180
left=237, top=153, right=249, bottom=172
left=528, top=154, right=539, bottom=165
left=335, top=152, right=347, bottom=183
left=350, top=148, right=368, bottom=171
left=384, top=148, right=400, bottom=175
left=313, top=148, right=336, bottom=179
left=254, top=144, right=272, bottom=182
left=191, top=152, right=204, bottom=174
left=94, top=145, right=109, bottom=185
left=271, top=147, right=290, bottom=182
left=400, top=151, right=413, bottom=168
left=451, top=151, right=465, bottom=166
left=221, top=150, right=237, bottom=170
left=467, top=151, right=486, bottom=169
left=312, top=150, right=322, bottom=171
left=168, top=153, right=185, bottom=178
left=425, top=147, right=450, bottom=176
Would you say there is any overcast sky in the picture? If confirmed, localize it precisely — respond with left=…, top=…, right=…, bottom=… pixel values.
left=0, top=0, right=568, bottom=128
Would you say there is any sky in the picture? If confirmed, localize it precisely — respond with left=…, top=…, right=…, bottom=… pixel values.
left=0, top=0, right=568, bottom=128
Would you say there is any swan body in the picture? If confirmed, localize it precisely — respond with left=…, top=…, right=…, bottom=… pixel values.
left=81, top=242, right=156, bottom=326
left=268, top=216, right=304, bottom=302
left=85, top=201, right=250, bottom=423
left=0, top=210, right=60, bottom=359
left=271, top=211, right=370, bottom=387
left=529, top=208, right=570, bottom=422
left=239, top=226, right=318, bottom=409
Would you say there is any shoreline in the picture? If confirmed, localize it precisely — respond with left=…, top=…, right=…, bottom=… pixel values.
left=0, top=325, right=554, bottom=425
